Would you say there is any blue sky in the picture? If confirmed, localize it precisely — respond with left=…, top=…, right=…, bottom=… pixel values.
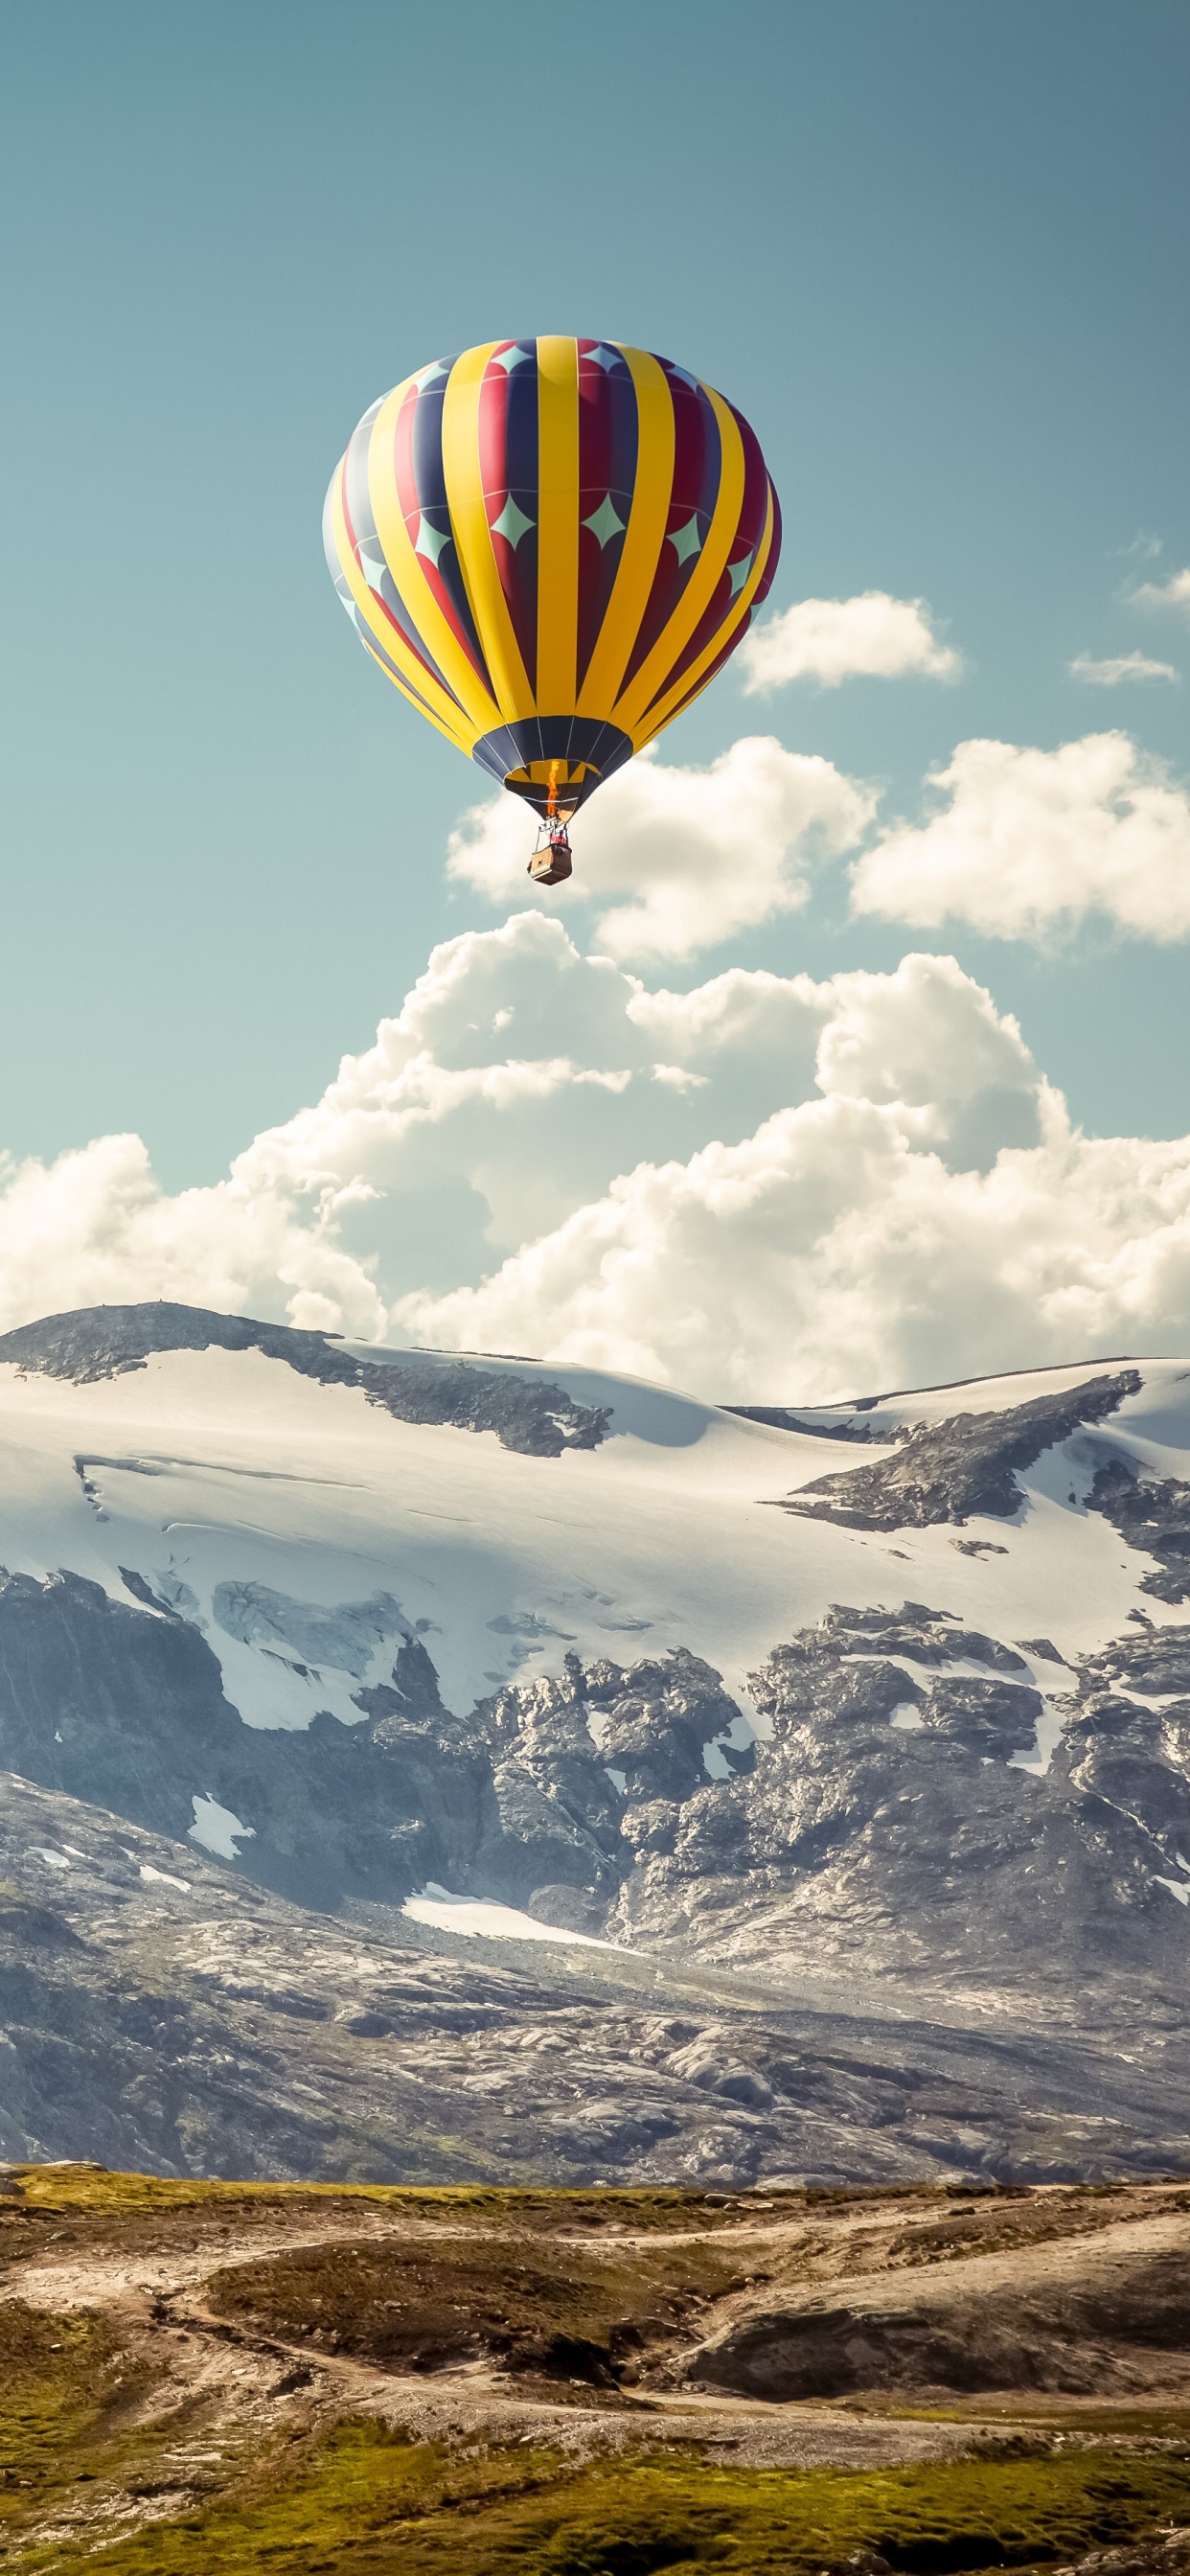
left=1, top=0, right=1186, bottom=1197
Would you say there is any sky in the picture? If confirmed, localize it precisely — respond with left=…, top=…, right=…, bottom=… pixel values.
left=1, top=1, right=1189, bottom=1398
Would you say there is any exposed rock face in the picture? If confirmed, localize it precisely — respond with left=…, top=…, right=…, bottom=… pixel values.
left=0, top=1303, right=610, bottom=1456
left=2, top=1564, right=1189, bottom=2009
left=1061, top=2536, right=1190, bottom=2576
left=1088, top=1458, right=1190, bottom=1603
left=1085, top=1625, right=1190, bottom=1696
left=0, top=1572, right=744, bottom=1932
left=611, top=1600, right=1190, bottom=1992
left=725, top=1407, right=890, bottom=1443
left=778, top=1372, right=1142, bottom=1530
left=0, top=1567, right=487, bottom=1913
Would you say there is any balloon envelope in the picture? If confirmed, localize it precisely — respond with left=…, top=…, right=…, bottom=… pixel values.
left=324, top=337, right=781, bottom=820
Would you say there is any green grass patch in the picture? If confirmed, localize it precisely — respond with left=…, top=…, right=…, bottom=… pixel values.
left=19, top=2421, right=1190, bottom=2576
left=0, top=2300, right=165, bottom=2548
left=0, top=2305, right=119, bottom=2491
left=8, top=2167, right=1183, bottom=2249
left=3, top=2167, right=770, bottom=2230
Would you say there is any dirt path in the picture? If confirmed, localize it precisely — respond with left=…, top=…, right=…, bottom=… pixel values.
left=0, top=2212, right=1002, bottom=2474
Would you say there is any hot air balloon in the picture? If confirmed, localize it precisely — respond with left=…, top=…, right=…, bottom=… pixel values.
left=324, top=337, right=781, bottom=884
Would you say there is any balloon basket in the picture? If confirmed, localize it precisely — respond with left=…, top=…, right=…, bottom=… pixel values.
left=529, top=827, right=573, bottom=886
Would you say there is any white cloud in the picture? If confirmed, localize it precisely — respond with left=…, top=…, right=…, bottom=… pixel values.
left=850, top=731, right=1190, bottom=944
left=0, top=1128, right=390, bottom=1346
left=1131, top=567, right=1190, bottom=614
left=0, top=913, right=846, bottom=1345
left=740, top=591, right=961, bottom=691
left=394, top=1044, right=1190, bottom=1403
left=393, top=950, right=1085, bottom=1397
left=447, top=735, right=874, bottom=961
left=1069, top=651, right=1179, bottom=686
left=12, top=908, right=1190, bottom=1405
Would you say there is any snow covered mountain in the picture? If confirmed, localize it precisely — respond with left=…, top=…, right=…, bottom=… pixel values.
left=0, top=1301, right=1187, bottom=2180
left=2, top=1300, right=1188, bottom=1981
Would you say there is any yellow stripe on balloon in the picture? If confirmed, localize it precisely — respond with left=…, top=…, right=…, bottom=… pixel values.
left=329, top=472, right=474, bottom=751
left=441, top=343, right=536, bottom=723
left=633, top=484, right=777, bottom=747
left=366, top=382, right=501, bottom=743
left=612, top=384, right=746, bottom=740
left=535, top=335, right=579, bottom=711
left=577, top=344, right=675, bottom=720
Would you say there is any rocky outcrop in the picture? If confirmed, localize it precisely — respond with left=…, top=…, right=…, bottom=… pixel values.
left=724, top=1406, right=891, bottom=1442
left=0, top=1567, right=486, bottom=1913
left=689, top=2241, right=1190, bottom=2399
left=602, top=1600, right=1190, bottom=1998
left=0, top=1569, right=750, bottom=1935
left=472, top=1647, right=751, bottom=1923
left=1087, top=1458, right=1190, bottom=1603
left=777, top=1371, right=1141, bottom=1530
left=0, top=1302, right=610, bottom=1456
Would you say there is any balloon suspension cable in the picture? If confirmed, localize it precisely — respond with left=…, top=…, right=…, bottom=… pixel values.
left=528, top=764, right=573, bottom=886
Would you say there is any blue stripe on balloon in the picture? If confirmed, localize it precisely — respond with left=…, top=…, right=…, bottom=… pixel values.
left=411, top=366, right=490, bottom=675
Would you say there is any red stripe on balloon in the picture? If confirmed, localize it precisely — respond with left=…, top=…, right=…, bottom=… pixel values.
left=479, top=347, right=538, bottom=697
left=620, top=370, right=721, bottom=693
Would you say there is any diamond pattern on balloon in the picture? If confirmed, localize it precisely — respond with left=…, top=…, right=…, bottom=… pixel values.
left=667, top=512, right=703, bottom=566
left=583, top=494, right=628, bottom=548
left=357, top=546, right=391, bottom=596
left=414, top=516, right=451, bottom=566
left=491, top=494, right=536, bottom=547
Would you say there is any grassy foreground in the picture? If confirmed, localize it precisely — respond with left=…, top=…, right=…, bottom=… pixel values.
left=2, top=2168, right=1189, bottom=2571
left=3, top=2312, right=1189, bottom=2576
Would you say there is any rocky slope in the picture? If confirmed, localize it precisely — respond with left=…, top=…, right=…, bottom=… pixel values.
left=3, top=1772, right=1187, bottom=2187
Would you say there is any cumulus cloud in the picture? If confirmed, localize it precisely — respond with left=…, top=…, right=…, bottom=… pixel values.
left=447, top=735, right=874, bottom=961
left=1069, top=651, right=1179, bottom=686
left=850, top=730, right=1190, bottom=943
left=740, top=591, right=961, bottom=691
left=0, top=1129, right=389, bottom=1346
left=10, top=910, right=1190, bottom=1403
left=1130, top=567, right=1190, bottom=614
left=0, top=913, right=840, bottom=1347
left=396, top=1082, right=1190, bottom=1403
